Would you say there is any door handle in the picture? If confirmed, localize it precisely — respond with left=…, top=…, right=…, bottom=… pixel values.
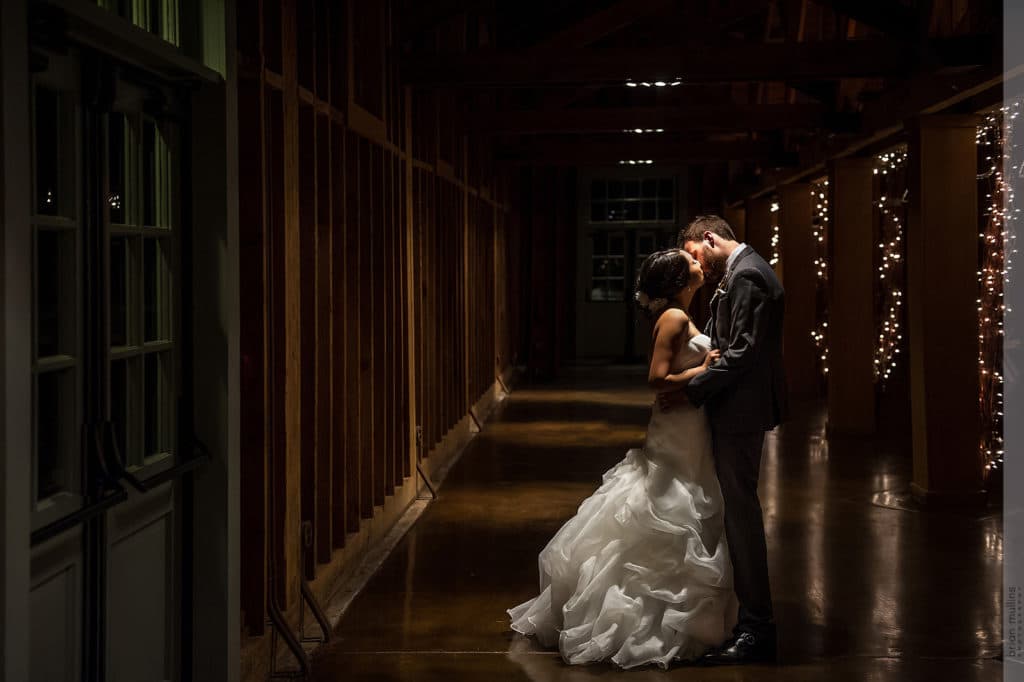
left=101, top=421, right=212, bottom=493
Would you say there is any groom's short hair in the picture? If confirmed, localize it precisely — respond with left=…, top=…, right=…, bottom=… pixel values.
left=678, top=215, right=737, bottom=246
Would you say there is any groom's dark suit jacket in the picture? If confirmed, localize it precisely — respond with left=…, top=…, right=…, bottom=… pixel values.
left=685, top=247, right=788, bottom=434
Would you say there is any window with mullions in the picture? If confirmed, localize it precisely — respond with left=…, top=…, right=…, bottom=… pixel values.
left=95, top=0, right=181, bottom=46
left=590, top=177, right=674, bottom=223
left=107, top=112, right=177, bottom=469
left=635, top=230, right=658, bottom=274
left=32, top=82, right=83, bottom=522
left=590, top=230, right=626, bottom=301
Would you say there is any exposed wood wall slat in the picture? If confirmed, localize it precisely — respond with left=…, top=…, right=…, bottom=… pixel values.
left=238, top=0, right=525, bottom=629
left=238, top=73, right=266, bottom=636
left=298, top=102, right=317, bottom=580
left=331, top=121, right=348, bottom=549
left=314, top=112, right=333, bottom=565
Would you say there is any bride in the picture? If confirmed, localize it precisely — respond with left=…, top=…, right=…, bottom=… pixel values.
left=507, top=248, right=737, bottom=669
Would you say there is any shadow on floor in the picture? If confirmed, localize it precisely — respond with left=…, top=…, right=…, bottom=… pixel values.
left=308, top=367, right=1002, bottom=681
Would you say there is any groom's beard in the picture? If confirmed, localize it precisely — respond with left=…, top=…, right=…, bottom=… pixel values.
left=702, top=250, right=728, bottom=286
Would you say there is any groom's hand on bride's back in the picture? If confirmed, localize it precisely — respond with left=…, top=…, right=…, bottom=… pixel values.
left=657, top=389, right=689, bottom=412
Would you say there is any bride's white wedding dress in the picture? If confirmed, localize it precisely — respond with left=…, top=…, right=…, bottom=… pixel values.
left=507, top=333, right=737, bottom=669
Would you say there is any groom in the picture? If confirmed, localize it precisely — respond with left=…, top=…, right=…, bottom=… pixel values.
left=662, top=215, right=787, bottom=665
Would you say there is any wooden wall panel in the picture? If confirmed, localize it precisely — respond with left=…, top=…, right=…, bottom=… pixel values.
left=265, top=86, right=288, bottom=608
left=357, top=137, right=374, bottom=519
left=331, top=122, right=348, bottom=549
left=237, top=0, right=526, bottom=650
left=314, top=113, right=333, bottom=565
left=298, top=102, right=316, bottom=580
left=238, top=73, right=266, bottom=636
left=344, top=130, right=362, bottom=532
left=371, top=144, right=386, bottom=507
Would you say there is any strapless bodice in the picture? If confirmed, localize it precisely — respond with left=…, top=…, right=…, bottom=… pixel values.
left=672, top=333, right=712, bottom=374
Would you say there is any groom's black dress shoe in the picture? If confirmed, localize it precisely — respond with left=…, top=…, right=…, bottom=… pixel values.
left=698, top=631, right=777, bottom=666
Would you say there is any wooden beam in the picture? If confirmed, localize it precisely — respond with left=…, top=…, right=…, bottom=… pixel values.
left=818, top=0, right=919, bottom=37
left=495, top=136, right=795, bottom=165
left=477, top=104, right=856, bottom=134
left=727, top=60, right=1010, bottom=203
left=398, top=0, right=490, bottom=39
left=530, top=0, right=675, bottom=51
left=402, top=38, right=990, bottom=86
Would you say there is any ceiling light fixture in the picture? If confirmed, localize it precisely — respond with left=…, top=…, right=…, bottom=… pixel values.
left=624, top=78, right=684, bottom=88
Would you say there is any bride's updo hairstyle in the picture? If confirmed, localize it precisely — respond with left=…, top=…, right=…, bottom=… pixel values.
left=634, top=249, right=692, bottom=319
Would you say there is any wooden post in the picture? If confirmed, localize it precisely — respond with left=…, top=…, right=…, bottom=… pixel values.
left=779, top=182, right=818, bottom=398
left=745, top=195, right=773, bottom=264
left=906, top=115, right=985, bottom=503
left=827, top=158, right=876, bottom=434
left=723, top=204, right=746, bottom=242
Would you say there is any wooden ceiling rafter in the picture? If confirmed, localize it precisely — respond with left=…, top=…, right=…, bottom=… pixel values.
left=402, top=37, right=991, bottom=87
left=495, top=135, right=796, bottom=166
left=475, top=103, right=855, bottom=134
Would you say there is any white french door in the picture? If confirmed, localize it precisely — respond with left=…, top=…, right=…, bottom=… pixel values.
left=28, top=42, right=198, bottom=682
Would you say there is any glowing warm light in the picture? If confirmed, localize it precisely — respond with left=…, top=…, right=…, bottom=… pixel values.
left=624, top=78, right=683, bottom=88
left=975, top=102, right=1018, bottom=477
left=872, top=147, right=908, bottom=386
left=769, top=199, right=781, bottom=268
left=810, top=178, right=830, bottom=376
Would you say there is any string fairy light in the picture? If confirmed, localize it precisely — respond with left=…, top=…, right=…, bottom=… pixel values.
left=810, top=178, right=830, bottom=376
left=769, top=198, right=781, bottom=268
left=975, top=101, right=1019, bottom=477
left=872, top=146, right=908, bottom=386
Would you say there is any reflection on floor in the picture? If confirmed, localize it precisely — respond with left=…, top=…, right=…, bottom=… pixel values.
left=308, top=367, right=1003, bottom=681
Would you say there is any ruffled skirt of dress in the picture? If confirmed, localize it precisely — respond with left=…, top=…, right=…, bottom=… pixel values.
left=507, top=406, right=737, bottom=669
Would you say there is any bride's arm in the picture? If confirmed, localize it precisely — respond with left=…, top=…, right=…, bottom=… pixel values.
left=647, top=310, right=721, bottom=393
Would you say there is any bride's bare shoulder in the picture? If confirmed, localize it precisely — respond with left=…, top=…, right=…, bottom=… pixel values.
left=653, top=307, right=689, bottom=336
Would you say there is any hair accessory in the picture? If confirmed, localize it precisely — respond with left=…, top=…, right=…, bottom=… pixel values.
left=634, top=291, right=669, bottom=315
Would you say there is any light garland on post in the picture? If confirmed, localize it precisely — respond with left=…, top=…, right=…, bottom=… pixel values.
left=872, top=146, right=908, bottom=386
left=769, top=198, right=781, bottom=268
left=810, top=178, right=830, bottom=376
left=975, top=102, right=1019, bottom=478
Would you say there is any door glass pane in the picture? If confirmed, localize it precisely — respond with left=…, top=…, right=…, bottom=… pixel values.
left=590, top=232, right=626, bottom=301
left=143, top=238, right=170, bottom=342
left=609, top=233, right=624, bottom=255
left=111, top=358, right=140, bottom=467
left=35, top=87, right=61, bottom=216
left=144, top=352, right=173, bottom=458
left=637, top=232, right=655, bottom=257
left=37, top=230, right=62, bottom=357
left=143, top=120, right=157, bottom=226
left=36, top=369, right=73, bottom=500
left=657, top=199, right=673, bottom=221
left=605, top=257, right=624, bottom=277
left=109, top=113, right=127, bottom=224
left=111, top=236, right=129, bottom=347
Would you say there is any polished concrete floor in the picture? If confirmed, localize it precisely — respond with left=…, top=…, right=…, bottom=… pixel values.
left=309, top=367, right=1003, bottom=681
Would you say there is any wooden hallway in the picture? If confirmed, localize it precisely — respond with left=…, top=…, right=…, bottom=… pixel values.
left=305, top=369, right=1002, bottom=681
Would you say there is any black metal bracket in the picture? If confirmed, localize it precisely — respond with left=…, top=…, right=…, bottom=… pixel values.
left=99, top=421, right=211, bottom=493
left=299, top=522, right=331, bottom=645
left=30, top=486, right=127, bottom=546
left=414, top=425, right=437, bottom=501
